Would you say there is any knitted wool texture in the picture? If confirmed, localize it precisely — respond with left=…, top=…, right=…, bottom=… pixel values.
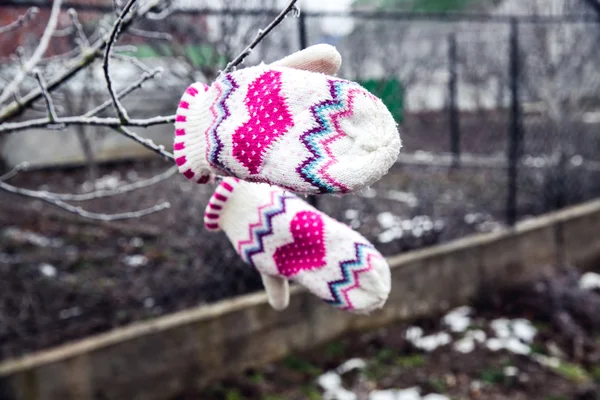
left=173, top=64, right=401, bottom=195
left=205, top=177, right=392, bottom=314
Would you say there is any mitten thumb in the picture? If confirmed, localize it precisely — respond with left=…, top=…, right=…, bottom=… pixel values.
left=270, top=43, right=341, bottom=76
left=260, top=273, right=290, bottom=311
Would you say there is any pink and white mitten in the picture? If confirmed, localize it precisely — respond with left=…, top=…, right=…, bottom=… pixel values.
left=173, top=44, right=401, bottom=195
left=204, top=177, right=392, bottom=314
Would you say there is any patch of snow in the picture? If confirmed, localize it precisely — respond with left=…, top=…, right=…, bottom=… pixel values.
left=532, top=354, right=561, bottom=369
left=318, top=370, right=356, bottom=400
left=126, top=170, right=139, bottom=181
left=344, top=209, right=359, bottom=220
left=470, top=380, right=483, bottom=392
left=59, top=306, right=82, bottom=320
left=317, top=371, right=342, bottom=392
left=414, top=151, right=435, bottom=162
left=453, top=329, right=486, bottom=354
left=504, top=365, right=518, bottom=377
left=453, top=337, right=475, bottom=354
left=3, top=227, right=63, bottom=248
left=129, top=237, right=144, bottom=248
left=39, top=263, right=57, bottom=278
left=442, top=306, right=472, bottom=332
left=422, top=395, right=450, bottom=400
left=486, top=338, right=504, bottom=352
left=490, top=318, right=512, bottom=338
left=377, top=212, right=397, bottom=229
left=144, top=298, right=155, bottom=308
left=412, top=332, right=452, bottom=352
left=385, top=190, right=419, bottom=208
left=81, top=173, right=125, bottom=192
left=123, top=255, right=148, bottom=267
left=579, top=272, right=600, bottom=290
left=486, top=337, right=531, bottom=355
left=469, top=330, right=487, bottom=343
left=325, top=387, right=356, bottom=400
left=378, top=228, right=404, bottom=244
left=376, top=214, right=444, bottom=244
left=405, top=326, right=424, bottom=342
left=336, top=358, right=366, bottom=374
left=361, top=187, right=377, bottom=198
left=570, top=155, right=583, bottom=167
left=370, top=387, right=421, bottom=400
left=511, top=319, right=537, bottom=343
left=490, top=318, right=536, bottom=345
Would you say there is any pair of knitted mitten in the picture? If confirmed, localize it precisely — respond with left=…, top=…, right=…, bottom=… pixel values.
left=205, top=178, right=392, bottom=314
left=173, top=44, right=401, bottom=195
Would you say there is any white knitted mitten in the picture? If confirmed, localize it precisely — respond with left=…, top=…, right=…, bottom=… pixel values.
left=173, top=44, right=401, bottom=195
left=204, top=177, right=392, bottom=314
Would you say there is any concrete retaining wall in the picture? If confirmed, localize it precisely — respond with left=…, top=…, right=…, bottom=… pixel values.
left=1, top=199, right=600, bottom=400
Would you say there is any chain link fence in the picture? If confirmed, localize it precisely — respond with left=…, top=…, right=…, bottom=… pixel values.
left=1, top=4, right=600, bottom=360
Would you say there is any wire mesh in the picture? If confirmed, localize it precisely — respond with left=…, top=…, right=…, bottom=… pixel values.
left=1, top=4, right=600, bottom=361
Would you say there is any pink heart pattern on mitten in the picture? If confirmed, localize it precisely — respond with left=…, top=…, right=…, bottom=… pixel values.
left=274, top=211, right=326, bottom=277
left=233, top=70, right=294, bottom=175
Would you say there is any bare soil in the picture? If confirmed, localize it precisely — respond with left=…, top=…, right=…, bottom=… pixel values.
left=1, top=110, right=600, bottom=363
left=183, top=269, right=600, bottom=400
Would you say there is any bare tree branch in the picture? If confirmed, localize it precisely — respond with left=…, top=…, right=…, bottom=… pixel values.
left=0, top=0, right=302, bottom=221
left=0, top=179, right=170, bottom=221
left=0, top=163, right=29, bottom=182
left=111, top=126, right=174, bottom=162
left=0, top=0, right=163, bottom=124
left=127, top=27, right=172, bottom=40
left=68, top=8, right=90, bottom=48
left=84, top=68, right=163, bottom=117
left=0, top=7, right=39, bottom=35
left=103, top=0, right=137, bottom=123
left=0, top=0, right=63, bottom=105
left=49, top=166, right=178, bottom=201
left=222, top=0, right=299, bottom=74
left=0, top=114, right=175, bottom=134
left=33, top=70, right=60, bottom=124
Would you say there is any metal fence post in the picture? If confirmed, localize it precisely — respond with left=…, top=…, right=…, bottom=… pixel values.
left=297, top=11, right=319, bottom=208
left=506, top=17, right=523, bottom=226
left=448, top=32, right=461, bottom=168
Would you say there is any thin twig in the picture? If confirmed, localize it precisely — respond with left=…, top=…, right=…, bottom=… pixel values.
left=52, top=26, right=75, bottom=37
left=0, top=114, right=175, bottom=134
left=103, top=0, right=137, bottom=123
left=222, top=0, right=299, bottom=74
left=0, top=0, right=63, bottom=105
left=84, top=68, right=162, bottom=117
left=68, top=9, right=90, bottom=48
left=0, top=162, right=29, bottom=182
left=112, top=126, right=174, bottom=162
left=127, top=27, right=172, bottom=40
left=33, top=70, right=60, bottom=123
left=0, top=7, right=39, bottom=35
left=0, top=180, right=170, bottom=221
left=47, top=166, right=177, bottom=201
left=111, top=53, right=154, bottom=73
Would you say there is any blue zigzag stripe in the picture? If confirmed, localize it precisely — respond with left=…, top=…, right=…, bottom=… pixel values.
left=240, top=192, right=295, bottom=267
left=296, top=79, right=358, bottom=193
left=207, top=75, right=237, bottom=175
left=325, top=243, right=376, bottom=308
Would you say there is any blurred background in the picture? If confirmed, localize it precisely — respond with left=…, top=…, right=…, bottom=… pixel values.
left=1, top=0, right=600, bottom=398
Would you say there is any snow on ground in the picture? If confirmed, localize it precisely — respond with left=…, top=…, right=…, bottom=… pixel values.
left=579, top=272, right=600, bottom=291
left=376, top=212, right=444, bottom=244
